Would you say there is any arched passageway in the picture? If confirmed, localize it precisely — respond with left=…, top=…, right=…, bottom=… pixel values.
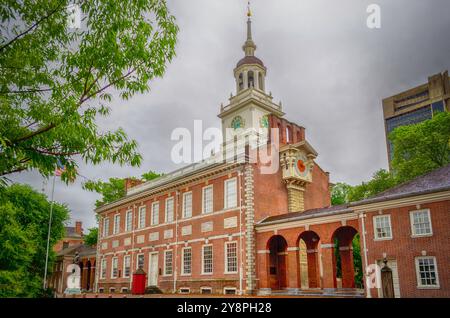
left=267, top=235, right=288, bottom=290
left=332, top=226, right=359, bottom=288
left=297, top=231, right=321, bottom=289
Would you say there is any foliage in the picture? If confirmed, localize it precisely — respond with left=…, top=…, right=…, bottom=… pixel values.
left=352, top=234, right=363, bottom=287
left=84, top=170, right=162, bottom=208
left=0, top=0, right=178, bottom=184
left=83, top=227, right=98, bottom=246
left=331, top=182, right=352, bottom=205
left=389, top=111, right=450, bottom=183
left=0, top=184, right=69, bottom=297
left=347, top=169, right=397, bottom=202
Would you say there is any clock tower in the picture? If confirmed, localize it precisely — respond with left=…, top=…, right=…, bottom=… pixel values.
left=218, top=5, right=284, bottom=144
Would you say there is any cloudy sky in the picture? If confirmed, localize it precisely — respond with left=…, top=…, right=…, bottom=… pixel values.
left=10, top=0, right=450, bottom=229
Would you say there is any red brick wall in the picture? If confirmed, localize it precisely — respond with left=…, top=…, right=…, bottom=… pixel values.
left=361, top=199, right=450, bottom=297
left=97, top=169, right=244, bottom=294
left=304, top=164, right=331, bottom=210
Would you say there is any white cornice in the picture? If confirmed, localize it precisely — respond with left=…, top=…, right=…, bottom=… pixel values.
left=256, top=212, right=358, bottom=233
left=351, top=190, right=450, bottom=212
left=95, top=162, right=244, bottom=214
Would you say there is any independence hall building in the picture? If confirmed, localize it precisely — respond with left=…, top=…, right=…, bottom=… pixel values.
left=94, top=11, right=450, bottom=297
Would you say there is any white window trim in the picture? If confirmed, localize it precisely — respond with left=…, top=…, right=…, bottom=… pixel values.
left=102, top=217, right=110, bottom=237
left=123, top=255, right=131, bottom=278
left=415, top=256, right=440, bottom=289
left=410, top=209, right=433, bottom=237
left=109, top=287, right=116, bottom=293
left=224, top=177, right=238, bottom=209
left=179, top=287, right=190, bottom=294
left=136, top=253, right=145, bottom=270
left=125, top=210, right=133, bottom=232
left=100, top=258, right=107, bottom=279
left=113, top=213, right=121, bottom=235
left=121, top=287, right=128, bottom=293
left=111, top=257, right=118, bottom=279
left=151, top=201, right=159, bottom=225
left=373, top=214, right=393, bottom=241
left=201, top=244, right=213, bottom=275
left=181, top=247, right=192, bottom=276
left=202, top=185, right=214, bottom=214
left=223, top=287, right=237, bottom=295
left=224, top=241, right=238, bottom=274
left=163, top=250, right=173, bottom=276
left=138, top=206, right=146, bottom=229
left=182, top=191, right=193, bottom=219
left=200, top=287, right=213, bottom=294
left=165, top=197, right=174, bottom=223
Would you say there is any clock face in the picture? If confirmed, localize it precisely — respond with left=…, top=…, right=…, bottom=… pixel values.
left=231, top=116, right=245, bottom=130
left=260, top=115, right=269, bottom=128
left=294, top=152, right=311, bottom=178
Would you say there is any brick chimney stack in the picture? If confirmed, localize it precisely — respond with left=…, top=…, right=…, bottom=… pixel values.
left=75, top=221, right=83, bottom=236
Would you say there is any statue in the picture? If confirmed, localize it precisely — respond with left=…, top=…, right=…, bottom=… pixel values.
left=64, top=251, right=81, bottom=295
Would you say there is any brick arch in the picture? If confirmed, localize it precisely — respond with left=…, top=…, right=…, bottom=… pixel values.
left=332, top=225, right=359, bottom=288
left=297, top=230, right=321, bottom=288
left=267, top=235, right=288, bottom=290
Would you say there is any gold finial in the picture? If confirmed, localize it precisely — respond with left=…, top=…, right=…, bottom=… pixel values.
left=247, top=1, right=252, bottom=17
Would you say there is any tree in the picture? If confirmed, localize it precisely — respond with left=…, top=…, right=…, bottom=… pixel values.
left=0, top=0, right=178, bottom=184
left=331, top=182, right=352, bottom=205
left=84, top=170, right=162, bottom=208
left=0, top=184, right=69, bottom=297
left=83, top=227, right=98, bottom=246
left=390, top=111, right=450, bottom=183
left=347, top=169, right=397, bottom=202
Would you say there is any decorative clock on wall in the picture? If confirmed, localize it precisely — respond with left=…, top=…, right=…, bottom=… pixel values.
left=231, top=116, right=245, bottom=130
left=260, top=114, right=269, bottom=128
left=294, top=152, right=313, bottom=179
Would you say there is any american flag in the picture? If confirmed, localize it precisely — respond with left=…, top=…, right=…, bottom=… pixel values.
left=54, top=160, right=65, bottom=176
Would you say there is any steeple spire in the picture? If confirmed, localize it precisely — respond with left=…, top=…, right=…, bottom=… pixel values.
left=243, top=1, right=256, bottom=56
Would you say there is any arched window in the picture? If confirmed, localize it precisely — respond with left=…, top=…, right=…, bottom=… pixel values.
left=258, top=72, right=263, bottom=90
left=248, top=71, right=255, bottom=88
left=238, top=73, right=244, bottom=91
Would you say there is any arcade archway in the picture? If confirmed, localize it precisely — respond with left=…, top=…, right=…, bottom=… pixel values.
left=267, top=235, right=288, bottom=290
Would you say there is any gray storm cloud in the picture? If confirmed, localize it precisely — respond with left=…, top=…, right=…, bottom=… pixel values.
left=10, top=0, right=450, bottom=228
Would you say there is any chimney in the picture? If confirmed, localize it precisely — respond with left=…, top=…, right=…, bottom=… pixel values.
left=75, top=221, right=83, bottom=236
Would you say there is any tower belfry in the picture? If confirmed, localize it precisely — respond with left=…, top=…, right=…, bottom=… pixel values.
left=218, top=2, right=284, bottom=142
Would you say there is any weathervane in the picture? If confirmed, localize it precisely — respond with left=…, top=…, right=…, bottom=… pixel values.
left=247, top=1, right=252, bottom=17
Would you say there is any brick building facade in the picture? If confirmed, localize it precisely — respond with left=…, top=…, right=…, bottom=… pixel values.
left=93, top=10, right=450, bottom=298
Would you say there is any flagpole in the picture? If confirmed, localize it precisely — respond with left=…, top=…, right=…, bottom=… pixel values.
left=43, top=174, right=56, bottom=289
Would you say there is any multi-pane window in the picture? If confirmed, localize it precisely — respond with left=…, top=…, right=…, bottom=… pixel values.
left=100, top=258, right=107, bottom=279
left=123, top=255, right=131, bottom=278
left=138, top=206, right=146, bottom=229
left=182, top=247, right=192, bottom=275
left=416, top=257, right=439, bottom=287
left=183, top=192, right=192, bottom=218
left=410, top=210, right=432, bottom=236
left=137, top=254, right=144, bottom=269
left=225, top=242, right=238, bottom=273
left=102, top=217, right=110, bottom=237
left=164, top=250, right=173, bottom=276
left=113, top=214, right=120, bottom=234
left=202, top=245, right=213, bottom=274
left=202, top=185, right=213, bottom=214
left=125, top=210, right=133, bottom=231
left=374, top=215, right=392, bottom=239
left=165, top=197, right=174, bottom=222
left=224, top=178, right=237, bottom=209
left=151, top=202, right=159, bottom=225
left=111, top=257, right=118, bottom=278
